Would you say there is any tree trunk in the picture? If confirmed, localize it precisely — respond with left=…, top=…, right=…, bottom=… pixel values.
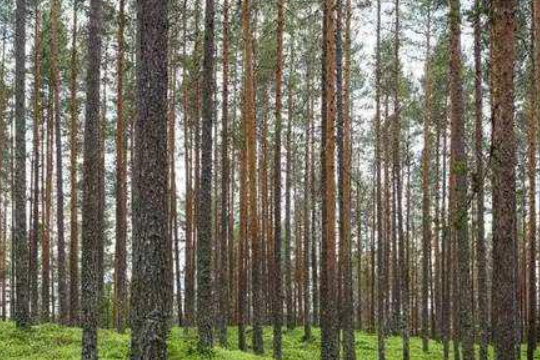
left=196, top=0, right=215, bottom=352
left=130, top=0, right=169, bottom=358
left=474, top=0, right=488, bottom=359
left=68, top=0, right=80, bottom=326
left=375, top=0, right=386, bottom=358
left=337, top=0, right=355, bottom=357
left=421, top=3, right=433, bottom=353
left=30, top=7, right=42, bottom=323
left=273, top=0, right=285, bottom=358
left=81, top=0, right=102, bottom=357
left=449, top=0, right=474, bottom=359
left=218, top=0, right=230, bottom=347
left=491, top=1, right=517, bottom=359
left=50, top=0, right=68, bottom=325
left=113, top=0, right=128, bottom=334
left=14, top=0, right=29, bottom=329
left=321, top=0, right=339, bottom=359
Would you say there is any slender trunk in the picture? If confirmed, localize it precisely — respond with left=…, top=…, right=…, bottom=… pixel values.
left=421, top=4, right=433, bottom=352
left=375, top=0, right=386, bottom=358
left=218, top=0, right=230, bottom=347
left=197, top=0, right=215, bottom=351
left=14, top=0, right=29, bottom=329
left=303, top=56, right=313, bottom=341
left=43, top=86, right=53, bottom=323
left=285, top=42, right=294, bottom=332
left=393, top=0, right=409, bottom=358
left=474, top=0, right=488, bottom=359
left=81, top=0, right=103, bottom=357
left=337, top=0, right=355, bottom=357
left=321, top=0, right=339, bottom=358
left=50, top=0, right=68, bottom=325
left=449, top=0, right=474, bottom=359
left=69, top=0, right=80, bottom=326
left=30, top=7, right=42, bottom=323
left=273, top=0, right=285, bottom=357
left=491, top=1, right=517, bottom=359
left=113, top=0, right=127, bottom=334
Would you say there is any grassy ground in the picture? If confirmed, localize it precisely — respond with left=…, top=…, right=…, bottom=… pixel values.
left=0, top=321, right=533, bottom=359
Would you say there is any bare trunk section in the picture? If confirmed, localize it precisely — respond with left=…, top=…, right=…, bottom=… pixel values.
left=273, top=1, right=285, bottom=357
left=113, top=0, right=128, bottom=334
left=14, top=0, right=29, bottom=329
left=491, top=1, right=517, bottom=360
left=130, top=0, right=170, bottom=358
left=449, top=0, right=474, bottom=359
left=81, top=0, right=102, bottom=357
left=68, top=0, right=80, bottom=326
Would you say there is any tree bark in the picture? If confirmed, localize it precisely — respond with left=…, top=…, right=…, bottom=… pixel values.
left=321, top=1, right=339, bottom=359
left=491, top=1, right=517, bottom=359
left=197, top=0, right=215, bottom=351
left=81, top=0, right=102, bottom=357
left=449, top=0, right=474, bottom=359
left=14, top=0, right=29, bottom=330
left=113, top=0, right=128, bottom=334
left=273, top=0, right=285, bottom=358
left=69, top=0, right=80, bottom=326
left=474, top=0, right=488, bottom=359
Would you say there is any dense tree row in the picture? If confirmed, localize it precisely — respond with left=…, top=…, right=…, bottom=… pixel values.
left=0, top=0, right=529, bottom=359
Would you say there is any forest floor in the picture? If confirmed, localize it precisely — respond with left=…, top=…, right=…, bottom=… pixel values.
left=0, top=321, right=534, bottom=359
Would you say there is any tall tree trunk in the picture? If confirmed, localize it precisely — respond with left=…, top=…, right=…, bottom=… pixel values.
left=81, top=0, right=102, bottom=357
left=491, top=1, right=517, bottom=359
left=181, top=0, right=195, bottom=330
left=130, top=0, right=169, bottom=358
left=449, top=0, right=474, bottom=359
left=375, top=0, right=386, bottom=358
left=321, top=0, right=339, bottom=359
left=218, top=0, right=230, bottom=347
left=113, top=0, right=128, bottom=334
left=14, top=0, right=29, bottom=330
left=273, top=0, right=285, bottom=358
left=69, top=0, right=80, bottom=326
left=392, top=0, right=409, bottom=357
left=285, top=42, right=294, bottom=332
left=30, top=7, right=42, bottom=323
left=50, top=0, right=68, bottom=325
left=303, top=55, right=313, bottom=342
left=197, top=0, right=215, bottom=352
left=421, top=3, right=433, bottom=352
left=43, top=83, right=53, bottom=323
left=474, top=0, right=488, bottom=359
left=337, top=0, right=355, bottom=358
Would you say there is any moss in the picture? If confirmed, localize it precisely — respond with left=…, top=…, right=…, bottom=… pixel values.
left=0, top=322, right=537, bottom=359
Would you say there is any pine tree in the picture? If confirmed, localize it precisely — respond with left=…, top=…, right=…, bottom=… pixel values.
left=130, top=0, right=169, bottom=357
left=421, top=1, right=433, bottom=352
left=218, top=0, right=230, bottom=347
left=113, top=0, right=128, bottom=334
left=81, top=0, right=103, bottom=357
left=197, top=0, right=215, bottom=351
left=30, top=6, right=42, bottom=323
left=474, top=0, right=488, bottom=359
left=68, top=0, right=80, bottom=326
left=50, top=0, right=68, bottom=325
left=449, top=0, right=474, bottom=359
left=375, top=0, right=386, bottom=358
left=273, top=0, right=285, bottom=357
left=491, top=1, right=517, bottom=359
left=321, top=0, right=339, bottom=358
left=14, top=0, right=29, bottom=330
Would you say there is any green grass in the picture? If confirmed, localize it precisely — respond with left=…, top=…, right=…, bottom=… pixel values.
left=0, top=322, right=535, bottom=359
